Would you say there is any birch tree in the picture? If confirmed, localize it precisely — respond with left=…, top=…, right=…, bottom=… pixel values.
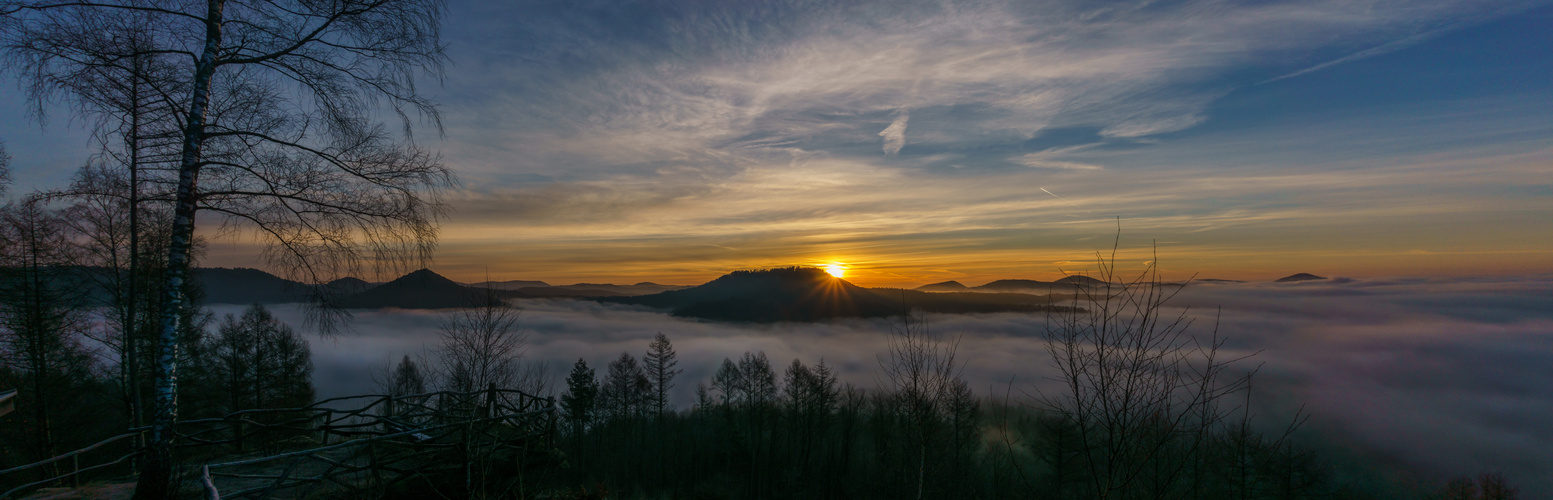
left=3, top=0, right=453, bottom=496
left=436, top=292, right=526, bottom=396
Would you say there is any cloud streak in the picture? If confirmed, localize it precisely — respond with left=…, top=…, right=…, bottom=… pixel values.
left=879, top=109, right=909, bottom=155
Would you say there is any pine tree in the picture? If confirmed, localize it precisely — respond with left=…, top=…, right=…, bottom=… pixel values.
left=711, top=358, right=742, bottom=408
left=0, top=199, right=98, bottom=466
left=561, top=358, right=599, bottom=436
left=643, top=332, right=681, bottom=419
left=601, top=352, right=648, bottom=422
left=207, top=304, right=315, bottom=415
left=738, top=351, right=778, bottom=410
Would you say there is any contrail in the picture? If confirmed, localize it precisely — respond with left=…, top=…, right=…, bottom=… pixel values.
left=1041, top=187, right=1090, bottom=213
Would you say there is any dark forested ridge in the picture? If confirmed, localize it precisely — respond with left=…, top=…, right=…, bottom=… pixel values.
left=919, top=274, right=1111, bottom=293
left=599, top=267, right=1074, bottom=322
left=182, top=266, right=1075, bottom=319
left=146, top=267, right=684, bottom=307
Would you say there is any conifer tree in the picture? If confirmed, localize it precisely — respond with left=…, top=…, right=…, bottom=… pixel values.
left=0, top=199, right=96, bottom=466
left=561, top=358, right=599, bottom=436
left=643, top=332, right=681, bottom=419
left=600, top=352, right=649, bottom=422
left=207, top=304, right=314, bottom=415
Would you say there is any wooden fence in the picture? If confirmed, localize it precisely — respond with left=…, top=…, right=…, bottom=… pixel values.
left=0, top=386, right=557, bottom=499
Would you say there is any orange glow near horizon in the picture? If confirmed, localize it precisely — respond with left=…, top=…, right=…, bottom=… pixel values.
left=824, top=264, right=848, bottom=278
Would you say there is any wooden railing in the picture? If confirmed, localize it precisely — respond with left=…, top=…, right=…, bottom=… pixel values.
left=0, top=386, right=557, bottom=499
left=0, top=432, right=143, bottom=498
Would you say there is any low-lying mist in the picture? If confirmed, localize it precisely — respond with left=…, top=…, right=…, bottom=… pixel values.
left=210, top=274, right=1553, bottom=495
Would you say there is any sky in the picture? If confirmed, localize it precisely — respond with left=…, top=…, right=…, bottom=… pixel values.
left=3, top=0, right=1552, bottom=287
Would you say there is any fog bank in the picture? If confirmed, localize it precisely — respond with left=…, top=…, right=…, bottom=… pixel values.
left=211, top=275, right=1553, bottom=495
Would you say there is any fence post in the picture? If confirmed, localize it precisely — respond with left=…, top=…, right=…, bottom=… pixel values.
left=318, top=411, right=329, bottom=446
left=385, top=395, right=395, bottom=433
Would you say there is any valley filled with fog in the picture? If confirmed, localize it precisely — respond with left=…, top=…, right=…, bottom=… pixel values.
left=218, top=275, right=1553, bottom=495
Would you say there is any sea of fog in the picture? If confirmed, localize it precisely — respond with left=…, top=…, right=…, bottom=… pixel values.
left=208, top=275, right=1553, bottom=494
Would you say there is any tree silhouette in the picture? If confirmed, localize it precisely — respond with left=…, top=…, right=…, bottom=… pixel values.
left=644, top=332, right=681, bottom=420
left=600, top=352, right=649, bottom=423
left=2, top=2, right=454, bottom=494
left=0, top=198, right=96, bottom=470
left=387, top=355, right=428, bottom=398
left=561, top=358, right=599, bottom=437
left=436, top=292, right=526, bottom=395
left=207, top=304, right=314, bottom=414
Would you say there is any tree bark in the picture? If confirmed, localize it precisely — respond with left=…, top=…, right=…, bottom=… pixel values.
left=135, top=1, right=224, bottom=498
left=126, top=41, right=145, bottom=443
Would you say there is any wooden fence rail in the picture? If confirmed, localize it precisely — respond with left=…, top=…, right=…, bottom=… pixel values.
left=0, top=386, right=557, bottom=499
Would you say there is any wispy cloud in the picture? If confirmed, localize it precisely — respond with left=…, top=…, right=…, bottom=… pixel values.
left=879, top=109, right=909, bottom=155
left=154, top=0, right=1553, bottom=285
left=436, top=0, right=1533, bottom=179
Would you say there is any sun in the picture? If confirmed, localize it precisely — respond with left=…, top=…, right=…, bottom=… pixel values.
left=823, top=264, right=847, bottom=278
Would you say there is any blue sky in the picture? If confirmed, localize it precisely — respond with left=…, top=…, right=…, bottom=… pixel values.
left=4, top=0, right=1551, bottom=285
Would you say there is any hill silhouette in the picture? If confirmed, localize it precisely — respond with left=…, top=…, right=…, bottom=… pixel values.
left=469, top=279, right=551, bottom=290
left=914, top=280, right=968, bottom=292
left=144, top=266, right=1082, bottom=318
left=602, top=267, right=901, bottom=322
left=322, top=277, right=376, bottom=295
left=1275, top=273, right=1327, bottom=283
left=179, top=267, right=689, bottom=308
left=520, top=282, right=688, bottom=297
left=976, top=279, right=1057, bottom=292
left=913, top=276, right=1108, bottom=294
left=335, top=269, right=485, bottom=309
left=604, top=267, right=1070, bottom=323
left=510, top=286, right=621, bottom=298
left=195, top=268, right=309, bottom=304
left=1054, top=275, right=1105, bottom=286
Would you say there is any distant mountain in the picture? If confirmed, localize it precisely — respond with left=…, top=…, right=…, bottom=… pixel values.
left=603, top=267, right=1070, bottom=323
left=976, top=279, right=1056, bottom=292
left=322, top=277, right=376, bottom=295
left=601, top=267, right=898, bottom=322
left=43, top=265, right=1084, bottom=318
left=510, top=286, right=622, bottom=298
left=185, top=267, right=691, bottom=308
left=335, top=269, right=485, bottom=309
left=1275, top=273, right=1327, bottom=283
left=915, top=280, right=969, bottom=292
left=195, top=268, right=309, bottom=304
left=463, top=280, right=686, bottom=297
left=193, top=268, right=385, bottom=304
left=557, top=282, right=689, bottom=296
left=468, top=279, right=551, bottom=290
left=1054, top=275, right=1105, bottom=286
left=968, top=277, right=1105, bottom=293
